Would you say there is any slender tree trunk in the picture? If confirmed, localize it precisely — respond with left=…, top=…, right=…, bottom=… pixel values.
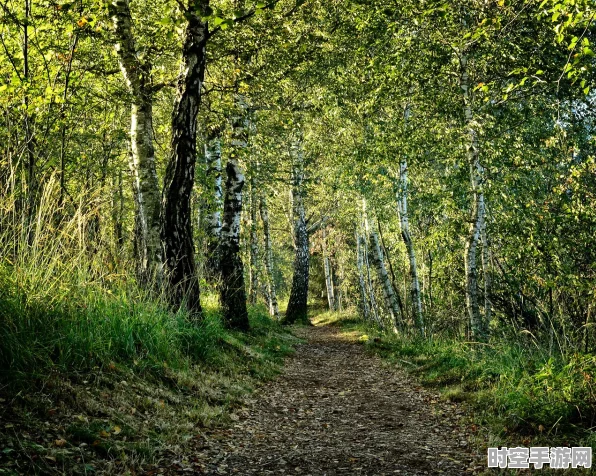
left=285, top=139, right=309, bottom=324
left=427, top=250, right=433, bottom=312
left=248, top=175, right=259, bottom=305
left=365, top=204, right=401, bottom=331
left=460, top=52, right=486, bottom=340
left=362, top=233, right=382, bottom=328
left=481, top=219, right=491, bottom=335
left=356, top=231, right=371, bottom=321
left=219, top=99, right=249, bottom=330
left=397, top=158, right=424, bottom=335
left=322, top=228, right=336, bottom=311
left=161, top=1, right=208, bottom=315
left=376, top=220, right=405, bottom=319
left=203, top=131, right=223, bottom=282
left=112, top=0, right=162, bottom=285
left=336, top=263, right=344, bottom=311
left=260, top=194, right=279, bottom=319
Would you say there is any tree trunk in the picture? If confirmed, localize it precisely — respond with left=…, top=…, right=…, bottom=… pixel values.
left=219, top=101, right=249, bottom=330
left=365, top=205, right=401, bottom=331
left=481, top=219, right=491, bottom=335
left=460, top=52, right=486, bottom=340
left=397, top=158, right=424, bottom=335
left=161, top=1, right=208, bottom=315
left=112, top=0, right=162, bottom=286
left=203, top=131, right=223, bottom=282
left=376, top=220, right=406, bottom=320
left=322, top=228, right=336, bottom=311
left=260, top=194, right=279, bottom=319
left=426, top=250, right=433, bottom=312
left=285, top=139, right=309, bottom=324
left=356, top=231, right=371, bottom=321
left=336, top=263, right=344, bottom=311
left=362, top=233, right=382, bottom=328
left=248, top=175, right=259, bottom=305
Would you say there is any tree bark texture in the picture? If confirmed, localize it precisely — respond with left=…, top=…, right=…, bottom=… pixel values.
left=460, top=53, right=486, bottom=340
left=219, top=100, right=249, bottom=330
left=322, top=228, right=336, bottom=311
left=203, top=131, right=223, bottom=282
left=260, top=194, right=279, bottom=319
left=161, top=1, right=208, bottom=315
left=285, top=139, right=309, bottom=324
left=112, top=0, right=163, bottom=286
left=365, top=205, right=401, bottom=331
left=397, top=158, right=424, bottom=335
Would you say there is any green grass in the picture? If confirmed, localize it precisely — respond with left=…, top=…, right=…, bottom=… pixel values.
left=0, top=277, right=284, bottom=381
left=319, top=311, right=596, bottom=449
left=0, top=280, right=299, bottom=474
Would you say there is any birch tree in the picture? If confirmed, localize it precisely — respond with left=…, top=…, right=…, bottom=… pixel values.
left=397, top=158, right=424, bottom=335
left=322, top=227, right=336, bottom=311
left=111, top=0, right=163, bottom=285
left=203, top=128, right=223, bottom=282
left=285, top=137, right=309, bottom=324
left=219, top=99, right=250, bottom=330
left=248, top=174, right=259, bottom=305
left=364, top=202, right=402, bottom=331
left=260, top=193, right=280, bottom=319
left=460, top=50, right=486, bottom=340
left=161, top=0, right=209, bottom=315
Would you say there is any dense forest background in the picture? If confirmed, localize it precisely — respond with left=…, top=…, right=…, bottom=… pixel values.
left=2, top=0, right=596, bottom=472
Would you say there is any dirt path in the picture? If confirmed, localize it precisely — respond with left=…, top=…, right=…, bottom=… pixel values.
left=186, top=325, right=481, bottom=475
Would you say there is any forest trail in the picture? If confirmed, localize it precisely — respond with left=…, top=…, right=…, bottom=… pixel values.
left=180, top=323, right=482, bottom=475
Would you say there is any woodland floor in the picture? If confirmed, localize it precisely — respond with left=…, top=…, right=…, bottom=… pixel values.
left=166, top=324, right=484, bottom=475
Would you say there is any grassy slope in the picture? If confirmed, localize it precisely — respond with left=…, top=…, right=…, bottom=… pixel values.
left=316, top=311, right=596, bottom=455
left=0, top=288, right=300, bottom=475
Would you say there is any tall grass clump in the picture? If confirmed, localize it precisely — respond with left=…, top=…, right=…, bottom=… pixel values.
left=0, top=176, right=283, bottom=384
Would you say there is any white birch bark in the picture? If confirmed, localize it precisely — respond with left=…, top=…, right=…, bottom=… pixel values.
left=322, top=228, right=336, bottom=311
left=397, top=158, right=424, bottom=335
left=460, top=52, right=486, bottom=339
left=219, top=97, right=249, bottom=329
left=364, top=201, right=401, bottom=331
left=260, top=194, right=279, bottom=319
left=203, top=133, right=223, bottom=280
left=112, top=0, right=162, bottom=285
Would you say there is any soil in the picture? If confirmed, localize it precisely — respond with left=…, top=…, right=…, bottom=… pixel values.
left=175, top=325, right=482, bottom=475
